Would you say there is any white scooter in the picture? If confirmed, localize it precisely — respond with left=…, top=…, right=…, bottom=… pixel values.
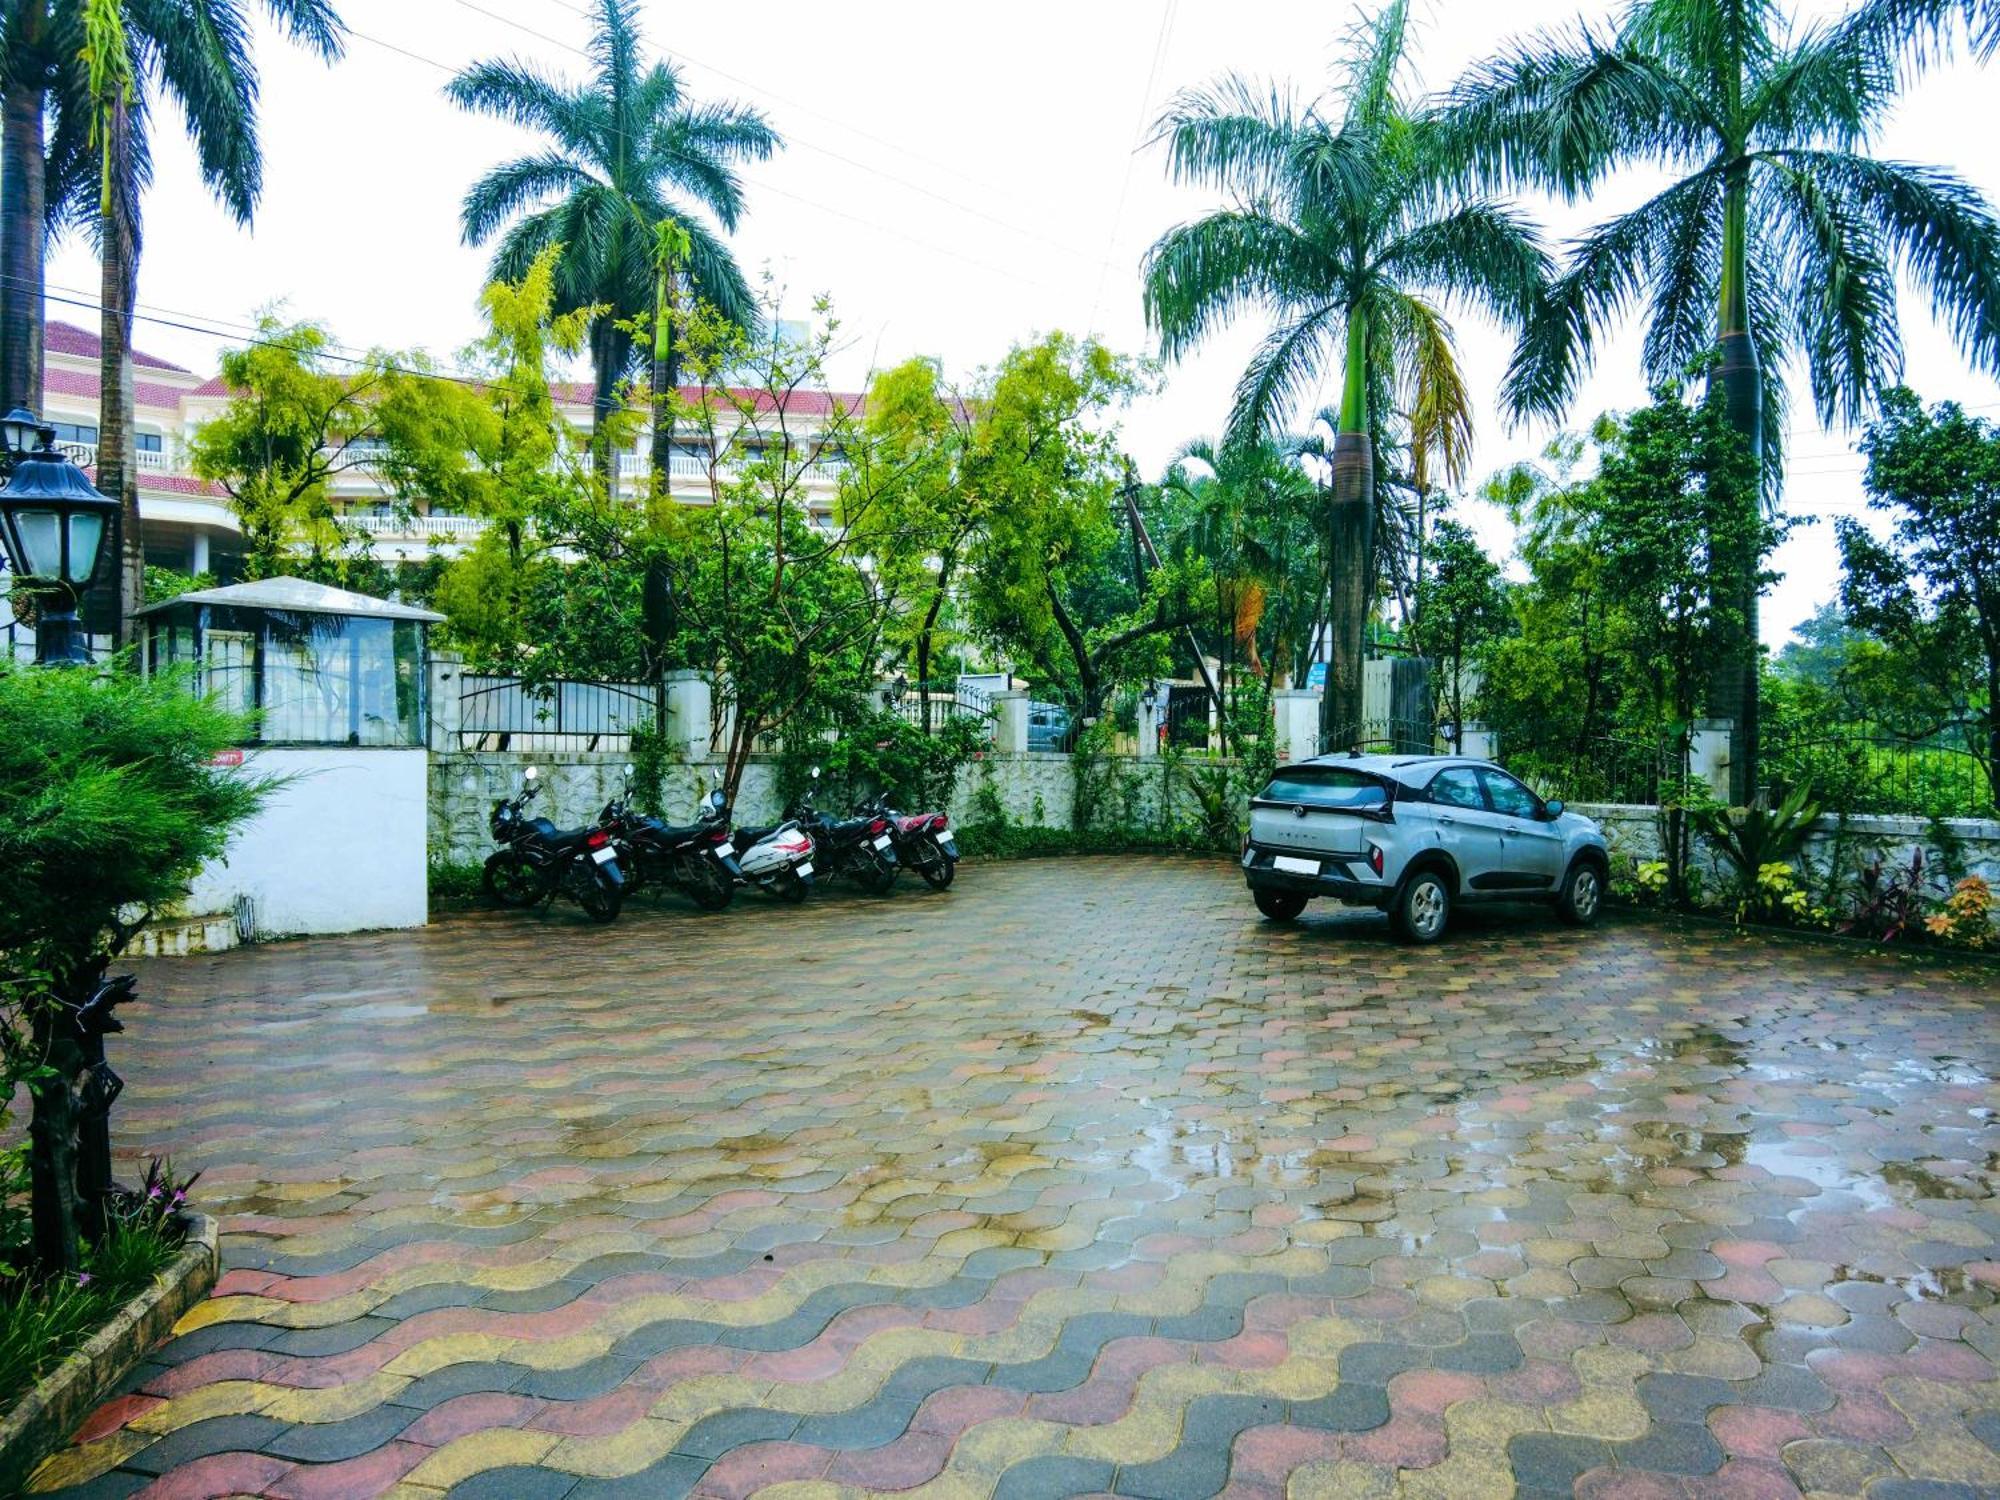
left=732, top=817, right=817, bottom=902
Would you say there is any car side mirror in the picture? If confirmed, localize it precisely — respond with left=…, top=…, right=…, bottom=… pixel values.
left=1543, top=799, right=1565, bottom=820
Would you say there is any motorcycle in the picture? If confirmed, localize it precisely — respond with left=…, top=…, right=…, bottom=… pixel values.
left=731, top=817, right=818, bottom=902
left=787, top=766, right=899, bottom=894
left=482, top=766, right=627, bottom=923
left=602, top=775, right=745, bottom=911
left=862, top=791, right=958, bottom=890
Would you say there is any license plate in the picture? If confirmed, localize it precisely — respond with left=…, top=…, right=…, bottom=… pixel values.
left=872, top=834, right=893, bottom=851
left=796, top=862, right=813, bottom=878
left=714, top=842, right=735, bottom=859
left=590, top=846, right=617, bottom=865
left=1273, top=854, right=1320, bottom=876
left=938, top=837, right=957, bottom=856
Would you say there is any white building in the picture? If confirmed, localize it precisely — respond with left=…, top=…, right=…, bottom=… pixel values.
left=34, top=321, right=858, bottom=578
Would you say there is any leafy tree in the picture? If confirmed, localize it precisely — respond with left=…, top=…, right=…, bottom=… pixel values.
left=1843, top=387, right=2000, bottom=801
left=187, top=317, right=479, bottom=582
left=446, top=0, right=779, bottom=473
left=1409, top=515, right=1506, bottom=748
left=1143, top=0, right=1546, bottom=745
left=1439, top=0, right=2000, bottom=794
left=957, top=334, right=1207, bottom=719
left=839, top=357, right=983, bottom=726
left=0, top=659, right=266, bottom=1272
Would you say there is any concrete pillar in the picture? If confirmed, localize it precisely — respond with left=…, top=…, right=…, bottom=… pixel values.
left=991, top=690, right=1030, bottom=756
left=190, top=530, right=211, bottom=575
left=1691, top=718, right=1735, bottom=802
left=1272, top=688, right=1321, bottom=764
left=1459, top=723, right=1499, bottom=762
left=1136, top=682, right=1167, bottom=759
left=427, top=649, right=463, bottom=754
left=665, top=669, right=714, bottom=763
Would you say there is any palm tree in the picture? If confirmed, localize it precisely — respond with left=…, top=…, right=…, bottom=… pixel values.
left=448, top=0, right=780, bottom=483
left=1143, top=0, right=1546, bottom=747
left=1438, top=0, right=2000, bottom=798
left=52, top=0, right=345, bottom=637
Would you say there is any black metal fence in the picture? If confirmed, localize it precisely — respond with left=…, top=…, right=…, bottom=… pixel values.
left=1509, top=736, right=1691, bottom=806
left=1764, top=726, right=1994, bottom=819
left=1324, top=717, right=1440, bottom=755
left=458, top=673, right=658, bottom=751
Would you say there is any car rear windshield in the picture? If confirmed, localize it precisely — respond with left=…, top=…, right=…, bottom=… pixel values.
left=1258, top=768, right=1389, bottom=809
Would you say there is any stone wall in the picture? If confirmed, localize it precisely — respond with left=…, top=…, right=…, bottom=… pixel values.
left=430, top=750, right=1247, bottom=866
left=1576, top=802, right=2000, bottom=912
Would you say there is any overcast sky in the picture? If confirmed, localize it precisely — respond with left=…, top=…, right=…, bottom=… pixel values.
left=49, top=0, right=2000, bottom=648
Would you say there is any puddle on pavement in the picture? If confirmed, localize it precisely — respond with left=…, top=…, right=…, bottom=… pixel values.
left=337, top=1001, right=430, bottom=1021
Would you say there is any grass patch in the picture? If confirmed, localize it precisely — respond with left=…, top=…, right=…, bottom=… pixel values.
left=429, top=857, right=487, bottom=911
left=0, top=1221, right=180, bottom=1410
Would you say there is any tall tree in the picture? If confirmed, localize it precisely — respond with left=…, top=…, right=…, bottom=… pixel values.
left=1143, top=0, right=1546, bottom=749
left=447, top=0, right=779, bottom=478
left=56, top=0, right=346, bottom=641
left=1439, top=0, right=2000, bottom=798
left=1844, top=387, right=2000, bottom=806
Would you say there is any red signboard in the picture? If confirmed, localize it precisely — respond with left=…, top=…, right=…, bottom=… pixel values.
left=209, top=748, right=245, bottom=768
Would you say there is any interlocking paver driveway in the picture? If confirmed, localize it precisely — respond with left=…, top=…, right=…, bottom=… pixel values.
left=26, top=857, right=2000, bottom=1500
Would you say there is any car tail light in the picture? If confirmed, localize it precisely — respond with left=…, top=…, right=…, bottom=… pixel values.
left=586, top=830, right=610, bottom=849
left=1366, top=842, right=1384, bottom=876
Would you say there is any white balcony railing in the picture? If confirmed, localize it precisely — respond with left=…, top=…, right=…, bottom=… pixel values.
left=615, top=451, right=846, bottom=485
left=58, top=442, right=169, bottom=473
left=349, top=512, right=489, bottom=541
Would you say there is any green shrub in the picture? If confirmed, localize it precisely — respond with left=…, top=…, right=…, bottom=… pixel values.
left=429, top=858, right=487, bottom=911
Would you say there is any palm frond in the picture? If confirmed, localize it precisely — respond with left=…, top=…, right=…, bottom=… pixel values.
left=1502, top=171, right=1718, bottom=421
left=460, top=153, right=600, bottom=246
left=1371, top=199, right=1547, bottom=325
left=1142, top=210, right=1340, bottom=358
left=129, top=0, right=260, bottom=222
left=1756, top=159, right=1902, bottom=425
left=257, top=0, right=344, bottom=61
left=1377, top=288, right=1473, bottom=491
left=1333, top=0, right=1411, bottom=136
left=1638, top=169, right=1722, bottom=382
left=1747, top=17, right=1896, bottom=146
left=1761, top=149, right=2000, bottom=378
left=1226, top=302, right=1347, bottom=447
left=446, top=59, right=600, bottom=156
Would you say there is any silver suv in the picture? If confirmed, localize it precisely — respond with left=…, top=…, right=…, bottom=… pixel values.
left=1241, top=753, right=1609, bottom=943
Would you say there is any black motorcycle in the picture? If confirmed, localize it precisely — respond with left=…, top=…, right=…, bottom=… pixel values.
left=603, top=778, right=745, bottom=911
left=787, top=766, right=899, bottom=894
left=482, top=767, right=627, bottom=923
left=861, top=791, right=958, bottom=891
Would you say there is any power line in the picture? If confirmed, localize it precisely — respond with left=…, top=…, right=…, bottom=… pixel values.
left=1088, top=0, right=1179, bottom=334
left=345, top=22, right=1082, bottom=298
left=449, top=0, right=1118, bottom=270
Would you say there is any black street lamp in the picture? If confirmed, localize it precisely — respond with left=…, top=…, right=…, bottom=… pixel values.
left=0, top=413, right=119, bottom=665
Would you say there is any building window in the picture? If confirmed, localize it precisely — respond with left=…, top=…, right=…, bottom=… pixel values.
left=49, top=421, right=98, bottom=446
left=136, top=432, right=163, bottom=452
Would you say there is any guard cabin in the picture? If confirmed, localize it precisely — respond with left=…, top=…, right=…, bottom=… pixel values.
left=136, top=578, right=443, bottom=946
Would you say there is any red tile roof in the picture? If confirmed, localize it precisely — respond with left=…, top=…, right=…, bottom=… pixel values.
left=44, top=364, right=191, bottom=413
left=45, top=319, right=189, bottom=372
left=80, top=466, right=229, bottom=499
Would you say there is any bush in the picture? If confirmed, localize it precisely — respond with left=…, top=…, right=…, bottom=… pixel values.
left=428, top=857, right=488, bottom=911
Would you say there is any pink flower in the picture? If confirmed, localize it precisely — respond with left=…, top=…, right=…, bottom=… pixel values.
left=76, top=1272, right=91, bottom=1287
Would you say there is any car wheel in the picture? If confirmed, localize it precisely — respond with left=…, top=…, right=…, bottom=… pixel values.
left=1391, top=869, right=1451, bottom=944
left=1253, top=888, right=1307, bottom=922
left=1556, top=858, right=1604, bottom=926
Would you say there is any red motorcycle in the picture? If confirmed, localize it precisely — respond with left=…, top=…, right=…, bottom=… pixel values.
left=862, top=793, right=958, bottom=890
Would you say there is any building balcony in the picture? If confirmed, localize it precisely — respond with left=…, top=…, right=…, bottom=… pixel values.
left=58, top=442, right=170, bottom=473
left=348, top=512, right=490, bottom=542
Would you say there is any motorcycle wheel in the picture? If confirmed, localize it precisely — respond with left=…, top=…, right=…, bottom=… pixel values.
left=774, top=869, right=811, bottom=903
left=914, top=837, right=956, bottom=890
left=858, top=858, right=899, bottom=895
left=571, top=869, right=624, bottom=924
left=685, top=857, right=734, bottom=912
left=483, top=850, right=547, bottom=908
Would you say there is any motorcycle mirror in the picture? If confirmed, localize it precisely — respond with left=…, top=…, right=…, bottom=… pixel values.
left=524, top=766, right=539, bottom=782
left=810, top=766, right=821, bottom=780
left=622, top=763, right=634, bottom=778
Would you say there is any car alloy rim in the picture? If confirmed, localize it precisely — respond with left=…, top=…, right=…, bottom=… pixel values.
left=1412, top=880, right=1445, bottom=936
left=1575, top=869, right=1600, bottom=917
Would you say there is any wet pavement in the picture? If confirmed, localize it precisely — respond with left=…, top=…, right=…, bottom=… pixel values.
left=26, top=856, right=2000, bottom=1499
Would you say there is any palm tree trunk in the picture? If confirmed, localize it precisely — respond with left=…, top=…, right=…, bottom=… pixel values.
left=589, top=317, right=620, bottom=484
left=647, top=255, right=678, bottom=515
left=100, top=93, right=143, bottom=645
left=0, top=0, right=45, bottom=418
left=1322, top=311, right=1373, bottom=750
left=1711, top=169, right=1761, bottom=804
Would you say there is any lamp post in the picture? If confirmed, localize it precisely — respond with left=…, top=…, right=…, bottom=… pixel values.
left=0, top=412, right=119, bottom=665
